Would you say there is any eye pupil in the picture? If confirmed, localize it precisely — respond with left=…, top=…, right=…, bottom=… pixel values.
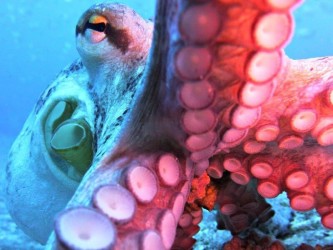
left=85, top=22, right=106, bottom=32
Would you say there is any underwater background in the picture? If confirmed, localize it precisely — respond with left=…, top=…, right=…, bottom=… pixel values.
left=0, top=0, right=333, bottom=249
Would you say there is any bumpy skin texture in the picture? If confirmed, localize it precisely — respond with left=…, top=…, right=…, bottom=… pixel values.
left=5, top=0, right=333, bottom=249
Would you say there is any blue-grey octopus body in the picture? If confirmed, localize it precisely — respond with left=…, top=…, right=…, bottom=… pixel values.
left=5, top=0, right=333, bottom=249
left=5, top=3, right=152, bottom=244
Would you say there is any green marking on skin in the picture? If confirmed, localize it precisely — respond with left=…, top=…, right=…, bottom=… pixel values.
left=44, top=101, right=75, bottom=145
left=51, top=119, right=93, bottom=175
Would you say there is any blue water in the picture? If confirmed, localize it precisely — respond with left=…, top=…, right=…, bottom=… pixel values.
left=0, top=0, right=333, bottom=247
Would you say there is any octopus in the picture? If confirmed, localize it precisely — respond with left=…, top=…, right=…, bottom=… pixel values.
left=4, top=0, right=333, bottom=249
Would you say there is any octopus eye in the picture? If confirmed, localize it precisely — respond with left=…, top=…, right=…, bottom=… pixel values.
left=84, top=14, right=108, bottom=43
left=87, top=21, right=106, bottom=32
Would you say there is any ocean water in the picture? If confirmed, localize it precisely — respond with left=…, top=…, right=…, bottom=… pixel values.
left=0, top=0, right=333, bottom=249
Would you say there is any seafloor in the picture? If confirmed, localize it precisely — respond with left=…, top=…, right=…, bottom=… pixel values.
left=1, top=134, right=333, bottom=249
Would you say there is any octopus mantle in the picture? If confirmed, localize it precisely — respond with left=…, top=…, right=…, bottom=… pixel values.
left=5, top=0, right=333, bottom=249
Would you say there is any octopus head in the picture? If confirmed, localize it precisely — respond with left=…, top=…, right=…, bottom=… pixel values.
left=75, top=3, right=153, bottom=82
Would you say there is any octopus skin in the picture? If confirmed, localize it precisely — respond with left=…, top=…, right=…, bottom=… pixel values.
left=4, top=0, right=333, bottom=249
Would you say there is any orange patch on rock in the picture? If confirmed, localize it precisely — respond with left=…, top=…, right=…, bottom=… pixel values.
left=187, top=172, right=218, bottom=210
